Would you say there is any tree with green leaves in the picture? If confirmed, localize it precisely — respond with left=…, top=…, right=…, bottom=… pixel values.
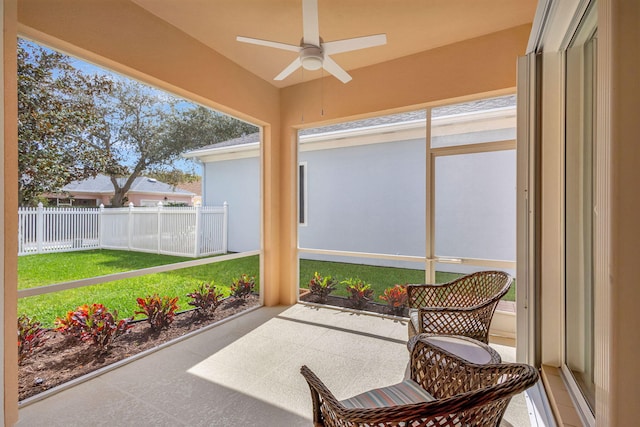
left=163, top=105, right=257, bottom=149
left=92, top=79, right=181, bottom=207
left=144, top=169, right=200, bottom=189
left=19, top=39, right=257, bottom=207
left=18, top=39, right=113, bottom=206
left=96, top=80, right=257, bottom=207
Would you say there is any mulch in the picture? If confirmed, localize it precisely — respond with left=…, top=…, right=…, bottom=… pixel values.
left=18, top=295, right=260, bottom=402
left=19, top=292, right=406, bottom=402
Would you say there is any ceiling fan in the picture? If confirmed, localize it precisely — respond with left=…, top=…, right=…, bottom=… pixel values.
left=237, top=0, right=387, bottom=83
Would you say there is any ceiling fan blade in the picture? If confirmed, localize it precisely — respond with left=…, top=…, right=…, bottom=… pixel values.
left=322, top=56, right=352, bottom=83
left=236, top=36, right=300, bottom=53
left=302, top=0, right=320, bottom=46
left=275, top=57, right=303, bottom=81
left=323, top=34, right=387, bottom=55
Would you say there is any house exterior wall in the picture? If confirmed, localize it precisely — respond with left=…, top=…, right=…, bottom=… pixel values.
left=298, top=138, right=426, bottom=268
left=50, top=192, right=194, bottom=207
left=306, top=139, right=517, bottom=275
left=434, top=149, right=516, bottom=275
left=127, top=193, right=193, bottom=207
left=203, top=157, right=260, bottom=253
left=203, top=134, right=516, bottom=275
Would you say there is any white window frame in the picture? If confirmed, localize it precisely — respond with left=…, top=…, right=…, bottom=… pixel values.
left=298, top=162, right=308, bottom=226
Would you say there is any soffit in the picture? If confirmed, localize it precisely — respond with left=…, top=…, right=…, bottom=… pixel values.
left=131, top=0, right=537, bottom=88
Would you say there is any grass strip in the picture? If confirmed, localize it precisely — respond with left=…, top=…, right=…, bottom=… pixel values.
left=299, top=259, right=515, bottom=303
left=19, top=251, right=259, bottom=327
left=18, top=250, right=514, bottom=327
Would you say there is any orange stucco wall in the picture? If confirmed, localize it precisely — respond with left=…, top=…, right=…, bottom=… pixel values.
left=4, top=0, right=18, bottom=423
left=280, top=25, right=530, bottom=127
left=609, top=1, right=640, bottom=424
left=11, top=3, right=531, bottom=424
left=5, top=1, right=640, bottom=426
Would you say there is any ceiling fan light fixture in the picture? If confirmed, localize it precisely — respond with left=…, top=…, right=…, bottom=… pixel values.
left=300, top=46, right=323, bottom=70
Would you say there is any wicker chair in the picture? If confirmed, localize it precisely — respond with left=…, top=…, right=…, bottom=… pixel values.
left=300, top=334, right=538, bottom=427
left=406, top=270, right=513, bottom=343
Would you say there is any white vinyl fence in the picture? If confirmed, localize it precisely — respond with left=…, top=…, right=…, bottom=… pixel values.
left=18, top=203, right=228, bottom=257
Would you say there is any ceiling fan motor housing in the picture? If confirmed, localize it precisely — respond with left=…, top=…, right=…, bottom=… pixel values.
left=300, top=45, right=323, bottom=70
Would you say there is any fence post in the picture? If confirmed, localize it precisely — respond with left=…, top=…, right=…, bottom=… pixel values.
left=157, top=202, right=163, bottom=254
left=98, top=204, right=105, bottom=249
left=223, top=201, right=228, bottom=254
left=194, top=204, right=202, bottom=258
left=36, top=202, right=44, bottom=254
left=128, top=202, right=134, bottom=251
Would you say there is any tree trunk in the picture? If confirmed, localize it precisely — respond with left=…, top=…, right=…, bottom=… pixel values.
left=109, top=168, right=143, bottom=207
left=111, top=188, right=128, bottom=207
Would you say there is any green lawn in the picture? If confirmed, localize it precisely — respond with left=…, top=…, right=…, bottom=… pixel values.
left=18, top=250, right=260, bottom=327
left=299, top=259, right=516, bottom=303
left=18, top=250, right=196, bottom=289
left=18, top=250, right=515, bottom=327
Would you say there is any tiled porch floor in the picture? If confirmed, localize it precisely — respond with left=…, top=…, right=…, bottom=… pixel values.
left=18, top=304, right=531, bottom=426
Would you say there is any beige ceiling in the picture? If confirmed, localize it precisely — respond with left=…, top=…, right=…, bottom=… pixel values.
left=131, top=0, right=537, bottom=88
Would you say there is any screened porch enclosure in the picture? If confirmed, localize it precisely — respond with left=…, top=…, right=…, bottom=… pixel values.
left=297, top=95, right=517, bottom=300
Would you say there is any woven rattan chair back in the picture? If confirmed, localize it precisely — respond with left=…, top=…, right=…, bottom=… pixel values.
left=407, top=271, right=513, bottom=343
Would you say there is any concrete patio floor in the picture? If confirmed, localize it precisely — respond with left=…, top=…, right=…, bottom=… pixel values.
left=18, top=304, right=531, bottom=426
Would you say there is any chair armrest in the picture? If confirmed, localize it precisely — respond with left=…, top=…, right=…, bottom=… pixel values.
left=300, top=360, right=539, bottom=426
left=300, top=365, right=472, bottom=425
left=300, top=365, right=341, bottom=425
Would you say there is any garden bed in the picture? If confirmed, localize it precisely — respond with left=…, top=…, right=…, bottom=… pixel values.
left=18, top=295, right=260, bottom=402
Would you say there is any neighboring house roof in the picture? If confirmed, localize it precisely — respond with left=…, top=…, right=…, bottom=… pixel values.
left=183, top=95, right=516, bottom=158
left=176, top=179, right=202, bottom=196
left=62, top=174, right=195, bottom=196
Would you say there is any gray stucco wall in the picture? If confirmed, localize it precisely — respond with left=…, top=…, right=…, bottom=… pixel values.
left=201, top=137, right=516, bottom=275
left=434, top=150, right=516, bottom=275
left=298, top=139, right=426, bottom=269
left=203, top=157, right=260, bottom=252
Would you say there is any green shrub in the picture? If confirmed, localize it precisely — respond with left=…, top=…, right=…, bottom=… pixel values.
left=135, top=295, right=179, bottom=331
left=308, top=272, right=337, bottom=303
left=54, top=309, right=85, bottom=341
left=230, top=274, right=255, bottom=300
left=379, top=284, right=408, bottom=316
left=187, top=282, right=224, bottom=317
left=341, top=278, right=374, bottom=310
left=55, top=304, right=131, bottom=351
left=18, top=314, right=48, bottom=363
